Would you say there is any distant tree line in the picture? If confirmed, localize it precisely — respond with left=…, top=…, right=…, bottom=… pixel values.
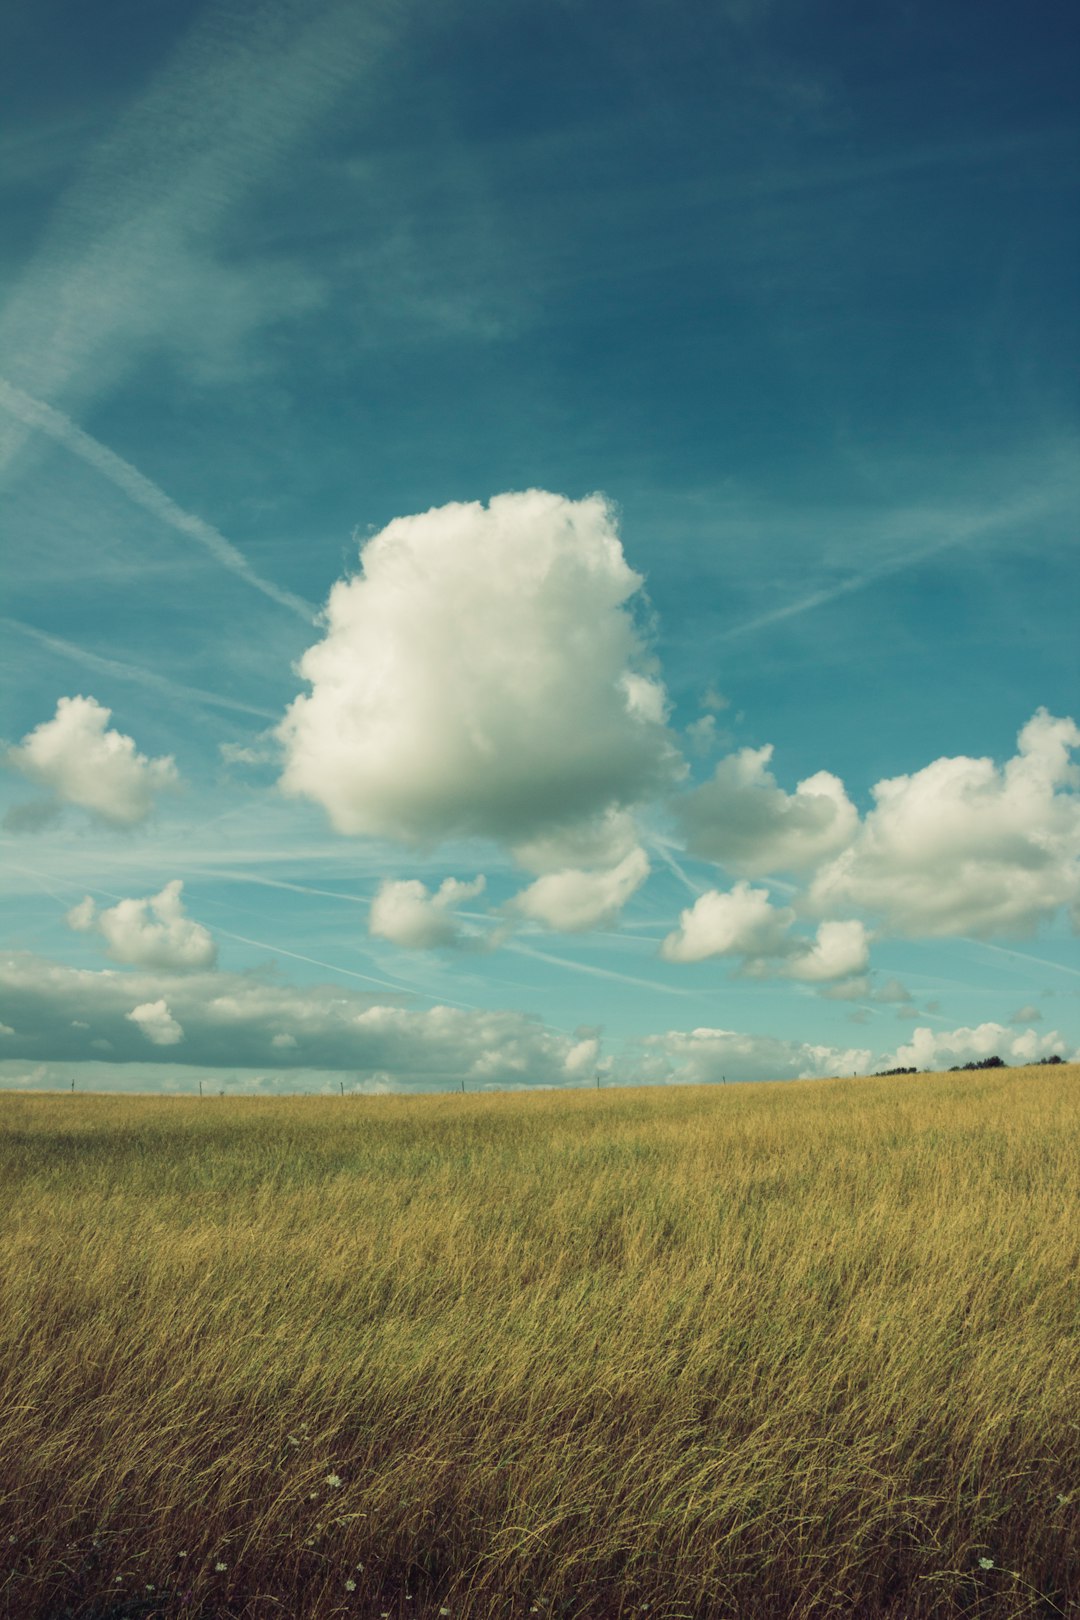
left=872, top=1054, right=1066, bottom=1078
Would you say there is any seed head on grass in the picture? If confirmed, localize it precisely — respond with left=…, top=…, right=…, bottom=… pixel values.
left=978, top=1556, right=994, bottom=1569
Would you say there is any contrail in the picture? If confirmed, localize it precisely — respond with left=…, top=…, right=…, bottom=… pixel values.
left=0, top=378, right=316, bottom=621
left=507, top=939, right=698, bottom=996
left=4, top=617, right=280, bottom=720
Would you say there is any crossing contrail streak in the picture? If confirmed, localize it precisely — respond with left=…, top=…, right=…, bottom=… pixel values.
left=0, top=377, right=315, bottom=622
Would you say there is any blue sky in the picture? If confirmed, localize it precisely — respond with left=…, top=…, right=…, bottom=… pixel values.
left=2, top=0, right=1078, bottom=1092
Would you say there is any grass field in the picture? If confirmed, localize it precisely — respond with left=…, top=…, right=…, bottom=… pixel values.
left=0, top=1066, right=1077, bottom=1620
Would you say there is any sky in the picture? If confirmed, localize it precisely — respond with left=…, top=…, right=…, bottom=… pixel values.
left=1, top=0, right=1078, bottom=1094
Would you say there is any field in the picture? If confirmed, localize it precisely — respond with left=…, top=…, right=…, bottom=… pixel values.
left=1, top=1067, right=1078, bottom=1620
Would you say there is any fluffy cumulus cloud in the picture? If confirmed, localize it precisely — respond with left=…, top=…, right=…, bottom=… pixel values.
left=5, top=696, right=177, bottom=826
left=0, top=952, right=603, bottom=1087
left=634, top=1026, right=872, bottom=1086
left=369, top=875, right=487, bottom=950
left=510, top=846, right=650, bottom=933
left=659, top=882, right=869, bottom=983
left=675, top=745, right=857, bottom=876
left=810, top=709, right=1080, bottom=937
left=66, top=880, right=217, bottom=971
left=660, top=882, right=794, bottom=964
left=884, top=1021, right=1075, bottom=1072
left=277, top=491, right=682, bottom=849
left=126, top=999, right=184, bottom=1046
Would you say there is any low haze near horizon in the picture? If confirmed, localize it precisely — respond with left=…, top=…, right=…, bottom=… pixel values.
left=2, top=0, right=1078, bottom=1094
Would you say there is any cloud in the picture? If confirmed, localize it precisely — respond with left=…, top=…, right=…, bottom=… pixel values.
left=659, top=882, right=870, bottom=983
left=126, top=999, right=184, bottom=1046
left=633, top=1026, right=872, bottom=1085
left=884, top=1022, right=1075, bottom=1072
left=6, top=695, right=177, bottom=826
left=780, top=919, right=871, bottom=983
left=277, top=491, right=683, bottom=849
left=67, top=880, right=217, bottom=972
left=0, top=951, right=600, bottom=1086
left=675, top=745, right=857, bottom=875
left=809, top=709, right=1080, bottom=937
left=1009, top=1003, right=1042, bottom=1025
left=369, top=875, right=487, bottom=950
left=660, top=882, right=794, bottom=963
left=0, top=0, right=398, bottom=475
left=510, top=847, right=650, bottom=933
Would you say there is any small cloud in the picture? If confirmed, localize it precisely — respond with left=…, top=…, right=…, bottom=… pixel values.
left=676, top=744, right=857, bottom=876
left=271, top=1032, right=297, bottom=1049
left=1009, top=1003, right=1042, bottom=1025
left=66, top=896, right=97, bottom=932
left=67, top=880, right=216, bottom=972
left=701, top=687, right=730, bottom=712
left=126, top=999, right=184, bottom=1046
left=660, top=883, right=869, bottom=983
left=686, top=715, right=719, bottom=756
left=370, top=875, right=487, bottom=950
left=510, top=848, right=650, bottom=933
left=874, top=977, right=913, bottom=1005
left=0, top=1023, right=14, bottom=1037
left=219, top=738, right=279, bottom=767
left=6, top=696, right=177, bottom=826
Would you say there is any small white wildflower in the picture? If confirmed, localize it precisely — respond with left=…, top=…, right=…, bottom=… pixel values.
left=440, top=1608, right=451, bottom=1616
left=115, top=1576, right=123, bottom=1583
left=178, top=1551, right=188, bottom=1559
left=345, top=1579, right=356, bottom=1592
left=309, top=1492, right=319, bottom=1500
left=325, top=1473, right=342, bottom=1488
left=979, top=1557, right=994, bottom=1570
left=215, top=1560, right=228, bottom=1572
left=356, top=1562, right=364, bottom=1571
left=7, top=1536, right=15, bottom=1544
left=1058, top=1493, right=1071, bottom=1505
left=146, top=1585, right=154, bottom=1592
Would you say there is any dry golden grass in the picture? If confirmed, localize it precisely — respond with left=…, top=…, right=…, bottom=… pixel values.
left=0, top=1066, right=1078, bottom=1620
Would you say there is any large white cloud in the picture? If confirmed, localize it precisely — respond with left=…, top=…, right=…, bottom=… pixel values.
left=884, top=1021, right=1075, bottom=1072
left=809, top=709, right=1080, bottom=937
left=659, top=882, right=870, bottom=983
left=510, top=846, right=650, bottom=933
left=634, top=1026, right=872, bottom=1086
left=675, top=745, right=858, bottom=875
left=5, top=695, right=177, bottom=826
left=277, top=491, right=683, bottom=848
left=67, top=880, right=217, bottom=971
left=369, top=875, right=487, bottom=950
left=0, top=951, right=601, bottom=1087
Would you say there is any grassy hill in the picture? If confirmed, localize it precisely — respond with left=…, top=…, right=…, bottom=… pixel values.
left=1, top=1066, right=1077, bottom=1619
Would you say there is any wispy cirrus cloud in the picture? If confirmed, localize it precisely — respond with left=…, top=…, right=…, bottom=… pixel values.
left=0, top=380, right=314, bottom=620
left=4, top=617, right=280, bottom=721
left=0, top=0, right=399, bottom=475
